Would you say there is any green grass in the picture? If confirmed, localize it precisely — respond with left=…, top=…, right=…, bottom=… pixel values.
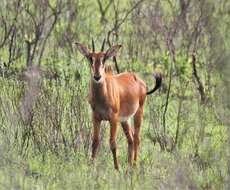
left=0, top=60, right=229, bottom=189
left=0, top=0, right=230, bottom=189
left=0, top=134, right=228, bottom=190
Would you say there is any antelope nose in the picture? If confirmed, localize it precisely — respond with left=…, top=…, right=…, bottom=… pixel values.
left=93, top=76, right=101, bottom=81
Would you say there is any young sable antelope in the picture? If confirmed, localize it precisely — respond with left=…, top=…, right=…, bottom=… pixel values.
left=75, top=39, right=162, bottom=170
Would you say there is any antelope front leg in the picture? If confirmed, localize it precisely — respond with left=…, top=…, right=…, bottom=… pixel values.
left=109, top=117, right=119, bottom=170
left=92, top=117, right=101, bottom=161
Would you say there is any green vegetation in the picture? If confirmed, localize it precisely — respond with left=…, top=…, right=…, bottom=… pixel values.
left=0, top=0, right=230, bottom=189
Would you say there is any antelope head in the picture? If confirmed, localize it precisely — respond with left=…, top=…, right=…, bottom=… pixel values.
left=75, top=39, right=121, bottom=83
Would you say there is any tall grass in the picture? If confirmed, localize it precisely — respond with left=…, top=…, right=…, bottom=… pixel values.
left=0, top=57, right=228, bottom=190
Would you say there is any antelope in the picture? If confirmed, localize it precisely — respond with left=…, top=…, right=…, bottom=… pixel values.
left=75, top=39, right=162, bottom=170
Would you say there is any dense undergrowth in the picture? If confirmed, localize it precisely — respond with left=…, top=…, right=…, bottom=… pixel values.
left=0, top=59, right=229, bottom=189
left=0, top=0, right=230, bottom=189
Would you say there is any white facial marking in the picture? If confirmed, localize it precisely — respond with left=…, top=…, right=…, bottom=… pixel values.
left=92, top=57, right=96, bottom=64
left=99, top=64, right=104, bottom=74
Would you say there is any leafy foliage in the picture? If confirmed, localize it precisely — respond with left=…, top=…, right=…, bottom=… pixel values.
left=0, top=0, right=230, bottom=189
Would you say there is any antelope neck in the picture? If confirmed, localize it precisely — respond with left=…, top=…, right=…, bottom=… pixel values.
left=91, top=77, right=107, bottom=97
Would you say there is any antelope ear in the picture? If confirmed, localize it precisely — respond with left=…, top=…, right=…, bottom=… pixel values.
left=104, top=45, right=122, bottom=60
left=75, top=42, right=91, bottom=60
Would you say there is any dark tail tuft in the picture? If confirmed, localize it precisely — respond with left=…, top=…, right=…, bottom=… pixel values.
left=146, top=72, right=162, bottom=95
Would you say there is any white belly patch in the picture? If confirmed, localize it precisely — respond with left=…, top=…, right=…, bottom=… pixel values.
left=119, top=114, right=135, bottom=122
left=119, top=103, right=139, bottom=122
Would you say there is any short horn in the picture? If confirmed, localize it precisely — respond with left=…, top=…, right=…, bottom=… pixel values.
left=101, top=38, right=106, bottom=52
left=92, top=38, right=95, bottom=52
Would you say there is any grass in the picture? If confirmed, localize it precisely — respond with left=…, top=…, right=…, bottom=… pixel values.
left=0, top=58, right=228, bottom=190
left=0, top=95, right=228, bottom=190
left=0, top=0, right=230, bottom=189
left=0, top=137, right=227, bottom=190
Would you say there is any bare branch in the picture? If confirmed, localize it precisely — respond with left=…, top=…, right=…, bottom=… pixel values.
left=115, top=0, right=145, bottom=31
left=0, top=0, right=21, bottom=48
left=96, top=0, right=114, bottom=23
left=36, top=0, right=62, bottom=66
left=106, top=0, right=145, bottom=73
left=0, top=16, right=8, bottom=48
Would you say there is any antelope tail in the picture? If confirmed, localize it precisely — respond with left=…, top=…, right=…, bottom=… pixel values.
left=146, top=72, right=162, bottom=95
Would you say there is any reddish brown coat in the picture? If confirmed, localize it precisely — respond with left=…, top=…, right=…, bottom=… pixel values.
left=75, top=42, right=161, bottom=170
